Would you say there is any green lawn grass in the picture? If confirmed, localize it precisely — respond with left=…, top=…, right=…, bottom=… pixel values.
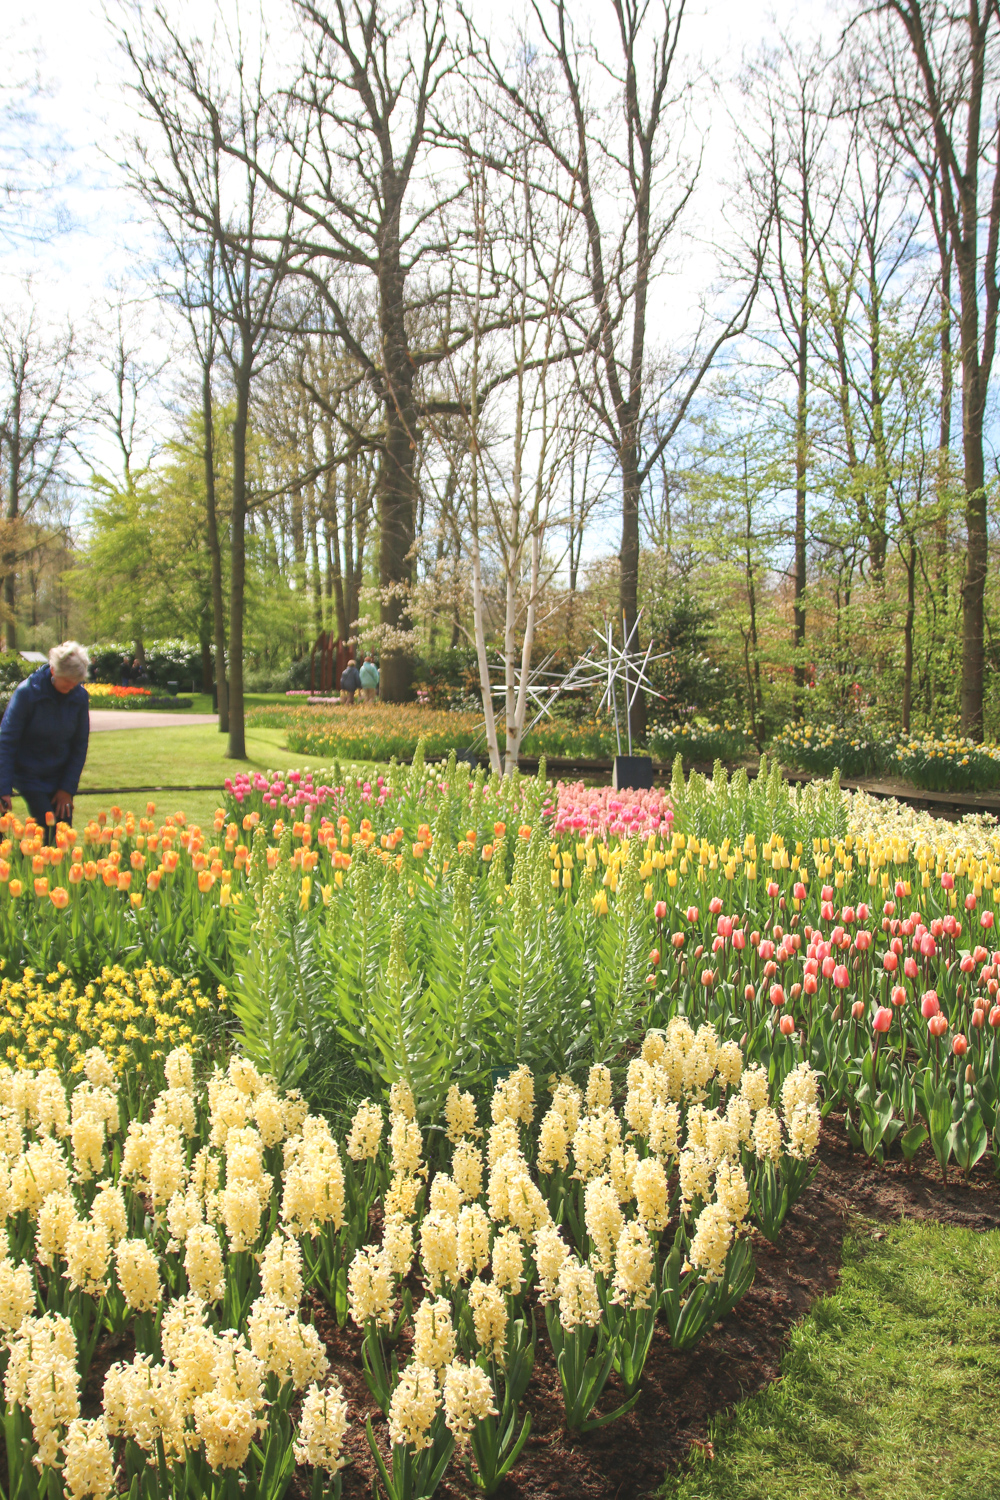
left=10, top=723, right=374, bottom=831
left=663, top=1219, right=1000, bottom=1500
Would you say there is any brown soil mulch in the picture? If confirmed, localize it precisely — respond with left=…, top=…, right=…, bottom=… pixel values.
left=300, top=1117, right=1000, bottom=1500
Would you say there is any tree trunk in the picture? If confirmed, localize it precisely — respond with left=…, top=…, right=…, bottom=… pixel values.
left=377, top=398, right=417, bottom=700
left=620, top=438, right=646, bottom=744
left=227, top=365, right=250, bottom=759
left=793, top=320, right=808, bottom=702
left=902, top=537, right=916, bottom=732
left=200, top=621, right=213, bottom=692
left=202, top=362, right=229, bottom=733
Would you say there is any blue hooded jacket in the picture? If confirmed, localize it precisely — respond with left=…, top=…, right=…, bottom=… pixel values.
left=0, top=667, right=90, bottom=797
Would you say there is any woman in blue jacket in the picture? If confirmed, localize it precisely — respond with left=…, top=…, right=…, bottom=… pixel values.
left=0, top=641, right=90, bottom=835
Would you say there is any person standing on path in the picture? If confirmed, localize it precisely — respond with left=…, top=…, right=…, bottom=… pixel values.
left=0, top=642, right=90, bottom=839
left=359, top=654, right=379, bottom=704
left=339, top=656, right=362, bottom=705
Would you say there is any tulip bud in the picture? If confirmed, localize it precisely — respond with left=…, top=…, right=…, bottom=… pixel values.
left=649, top=948, right=661, bottom=966
left=744, top=984, right=755, bottom=1002
left=966, top=1063, right=975, bottom=1084
left=779, top=1014, right=795, bottom=1036
left=767, top=880, right=779, bottom=899
left=851, top=1000, right=865, bottom=1020
left=790, top=982, right=802, bottom=1001
left=654, top=900, right=667, bottom=921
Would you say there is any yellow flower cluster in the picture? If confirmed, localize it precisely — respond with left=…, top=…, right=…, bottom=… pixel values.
left=0, top=1018, right=819, bottom=1493
left=0, top=962, right=207, bottom=1078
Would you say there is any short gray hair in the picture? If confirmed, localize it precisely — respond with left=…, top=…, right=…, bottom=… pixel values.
left=48, top=641, right=90, bottom=683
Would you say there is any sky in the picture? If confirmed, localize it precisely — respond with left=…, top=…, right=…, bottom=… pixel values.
left=3, top=0, right=838, bottom=487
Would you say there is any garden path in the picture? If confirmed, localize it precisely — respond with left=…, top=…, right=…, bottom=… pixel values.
left=88, top=710, right=218, bottom=731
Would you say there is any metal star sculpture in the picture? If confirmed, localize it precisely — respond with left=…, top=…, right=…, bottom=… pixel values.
left=473, top=609, right=671, bottom=759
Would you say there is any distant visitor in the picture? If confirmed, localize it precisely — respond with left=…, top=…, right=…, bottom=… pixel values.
left=0, top=641, right=91, bottom=839
left=339, top=656, right=362, bottom=705
left=360, top=654, right=379, bottom=704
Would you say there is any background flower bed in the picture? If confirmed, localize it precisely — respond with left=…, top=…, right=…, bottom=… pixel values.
left=772, top=720, right=1000, bottom=792
left=86, top=684, right=193, bottom=710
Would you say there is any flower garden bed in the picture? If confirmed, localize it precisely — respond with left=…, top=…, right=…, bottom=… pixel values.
left=86, top=685, right=193, bottom=710
left=0, top=747, right=999, bottom=1498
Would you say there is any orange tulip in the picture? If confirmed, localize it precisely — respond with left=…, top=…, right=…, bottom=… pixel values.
left=68, top=865, right=83, bottom=884
left=163, top=851, right=179, bottom=874
left=130, top=892, right=143, bottom=909
left=84, top=862, right=98, bottom=881
left=9, top=880, right=22, bottom=897
left=147, top=870, right=162, bottom=891
left=49, top=887, right=69, bottom=910
left=130, top=851, right=145, bottom=870
left=0, top=861, right=8, bottom=882
left=117, top=872, right=132, bottom=891
left=33, top=877, right=49, bottom=897
left=197, top=871, right=215, bottom=893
